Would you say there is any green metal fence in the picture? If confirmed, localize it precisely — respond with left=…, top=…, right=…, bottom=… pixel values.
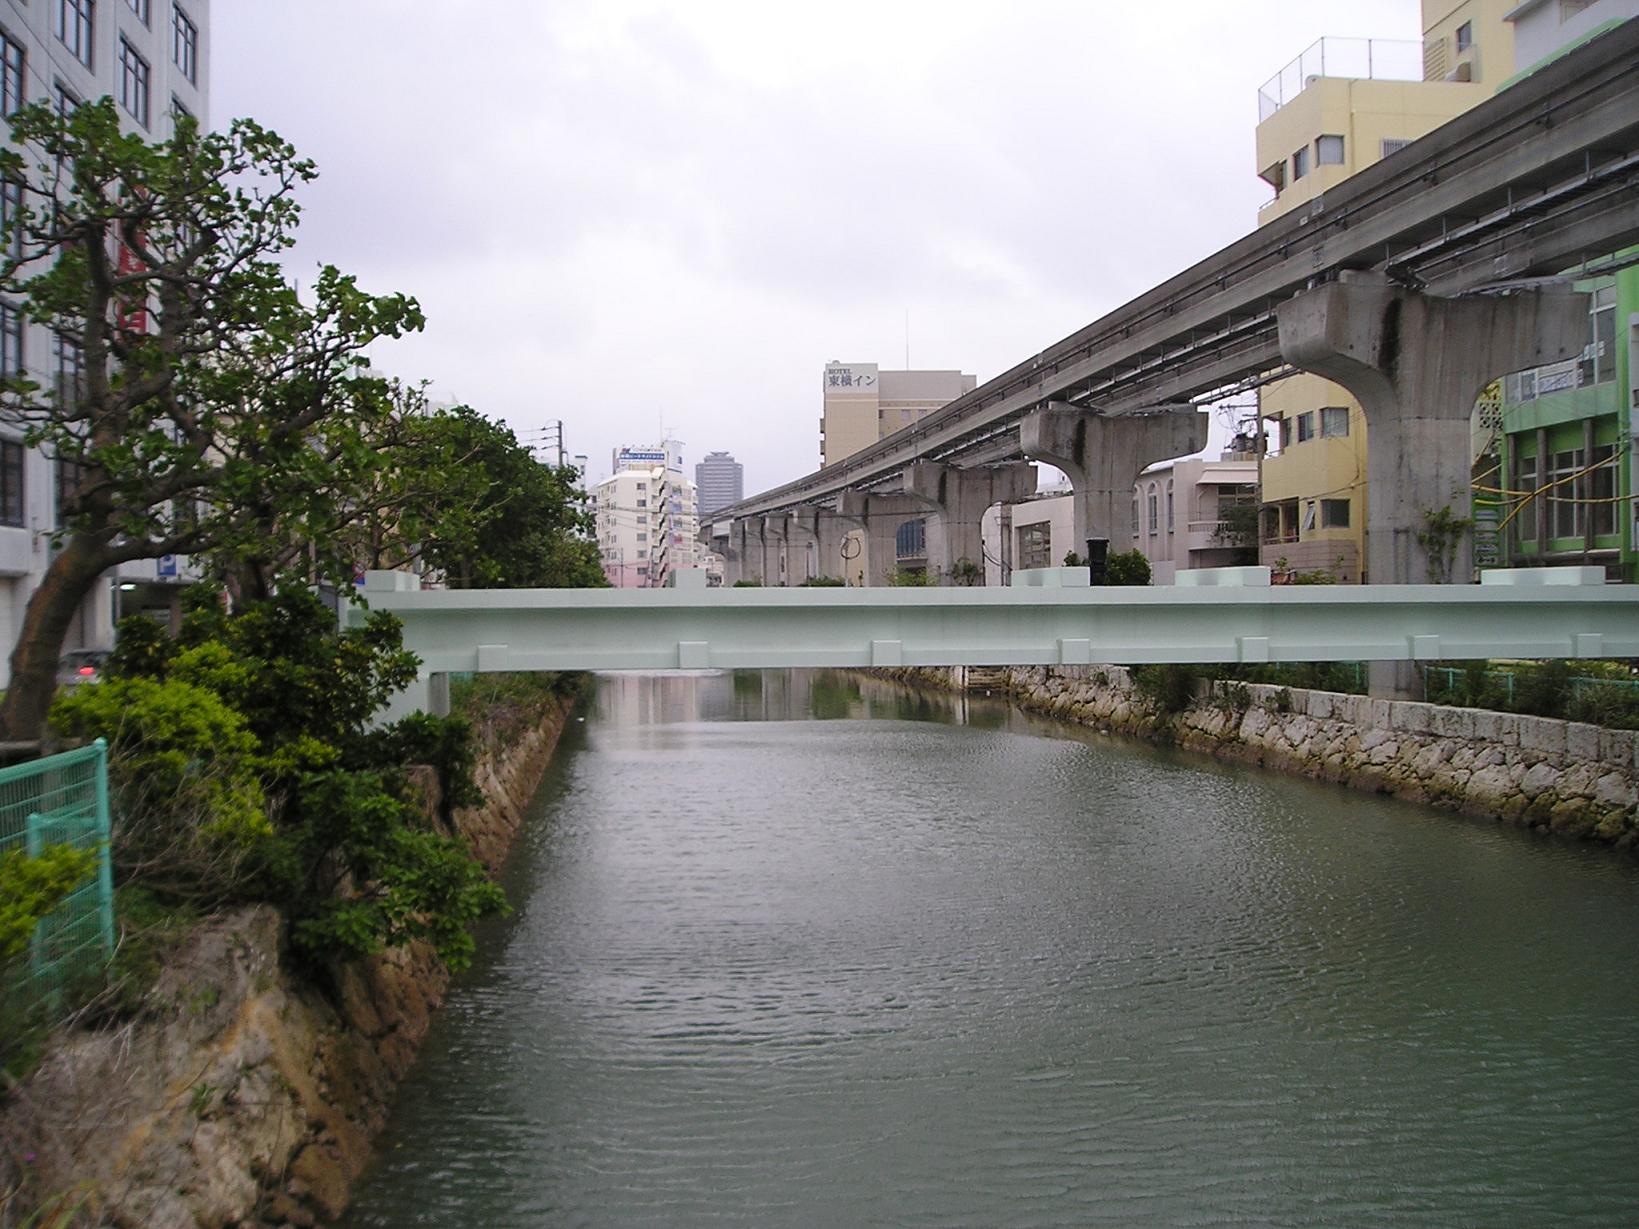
left=0, top=740, right=113, bottom=1002
left=1422, top=666, right=1639, bottom=705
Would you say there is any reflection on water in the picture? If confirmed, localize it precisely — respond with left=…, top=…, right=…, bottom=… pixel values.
left=345, top=670, right=1639, bottom=1229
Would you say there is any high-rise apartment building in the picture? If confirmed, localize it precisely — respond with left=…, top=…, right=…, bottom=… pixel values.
left=820, top=362, right=977, bottom=468
left=0, top=0, right=210, bottom=681
left=694, top=451, right=743, bottom=516
left=591, top=442, right=699, bottom=587
left=1252, top=2, right=1510, bottom=581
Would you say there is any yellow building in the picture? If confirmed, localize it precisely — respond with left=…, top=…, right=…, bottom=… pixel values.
left=821, top=362, right=976, bottom=468
left=1253, top=3, right=1514, bottom=581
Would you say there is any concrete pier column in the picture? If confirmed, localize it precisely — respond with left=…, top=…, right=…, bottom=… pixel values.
left=788, top=509, right=822, bottom=584
left=902, top=461, right=1035, bottom=583
left=815, top=505, right=866, bottom=583
left=838, top=488, right=927, bottom=585
left=1020, top=403, right=1206, bottom=555
left=1277, top=271, right=1587, bottom=587
left=734, top=520, right=764, bottom=586
left=759, top=514, right=790, bottom=586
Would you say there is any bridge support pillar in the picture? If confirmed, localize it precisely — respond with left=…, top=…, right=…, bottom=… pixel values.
left=1277, top=271, right=1588, bottom=694
left=838, top=489, right=929, bottom=585
left=1279, top=272, right=1587, bottom=587
left=1021, top=403, right=1205, bottom=558
left=729, top=521, right=760, bottom=586
left=787, top=510, right=822, bottom=584
left=902, top=462, right=1035, bottom=583
left=759, top=514, right=791, bottom=586
left=815, top=506, right=865, bottom=584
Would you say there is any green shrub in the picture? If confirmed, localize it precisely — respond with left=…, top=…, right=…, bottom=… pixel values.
left=886, top=567, right=936, bottom=587
left=0, top=845, right=97, bottom=967
left=1130, top=663, right=1199, bottom=714
left=50, top=585, right=504, bottom=971
left=797, top=576, right=846, bottom=587
left=1106, top=549, right=1152, bottom=586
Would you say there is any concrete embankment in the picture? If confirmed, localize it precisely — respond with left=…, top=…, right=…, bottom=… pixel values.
left=878, top=666, right=1639, bottom=849
left=1, top=693, right=577, bottom=1228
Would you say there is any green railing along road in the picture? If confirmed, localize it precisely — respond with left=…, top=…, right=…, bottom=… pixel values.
left=0, top=739, right=114, bottom=1001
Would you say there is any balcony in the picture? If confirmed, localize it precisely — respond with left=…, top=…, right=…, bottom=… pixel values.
left=1257, top=37, right=1422, bottom=121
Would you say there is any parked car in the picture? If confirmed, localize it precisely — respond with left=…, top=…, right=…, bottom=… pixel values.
left=56, top=648, right=111, bottom=687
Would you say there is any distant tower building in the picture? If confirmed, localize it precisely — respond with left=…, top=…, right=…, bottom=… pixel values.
left=821, top=362, right=977, bottom=467
left=695, top=451, right=744, bottom=516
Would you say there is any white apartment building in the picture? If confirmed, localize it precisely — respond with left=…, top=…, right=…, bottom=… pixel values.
left=0, top=0, right=210, bottom=681
left=592, top=443, right=699, bottom=588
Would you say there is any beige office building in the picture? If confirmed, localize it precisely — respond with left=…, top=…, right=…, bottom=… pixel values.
left=821, top=362, right=977, bottom=468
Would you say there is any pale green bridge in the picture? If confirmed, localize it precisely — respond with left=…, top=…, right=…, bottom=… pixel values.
left=350, top=567, right=1639, bottom=719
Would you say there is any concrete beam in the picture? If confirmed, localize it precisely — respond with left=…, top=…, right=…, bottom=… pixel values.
left=1020, top=404, right=1206, bottom=555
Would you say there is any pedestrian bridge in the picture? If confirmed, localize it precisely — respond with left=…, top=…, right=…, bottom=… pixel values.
left=351, top=567, right=1639, bottom=718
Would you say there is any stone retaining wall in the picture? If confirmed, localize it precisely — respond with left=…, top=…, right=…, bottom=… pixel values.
left=883, top=666, right=1638, bottom=849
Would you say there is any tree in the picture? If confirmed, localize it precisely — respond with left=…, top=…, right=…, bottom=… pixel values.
left=408, top=407, right=605, bottom=589
left=0, top=100, right=422, bottom=740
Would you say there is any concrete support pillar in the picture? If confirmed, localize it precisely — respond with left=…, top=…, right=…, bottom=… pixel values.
left=759, top=514, right=790, bottom=586
left=814, top=506, right=865, bottom=583
left=902, top=461, right=1035, bottom=582
left=838, top=488, right=927, bottom=585
left=1020, top=403, right=1206, bottom=555
left=1276, top=271, right=1587, bottom=587
left=732, top=521, right=762, bottom=586
left=788, top=509, right=822, bottom=584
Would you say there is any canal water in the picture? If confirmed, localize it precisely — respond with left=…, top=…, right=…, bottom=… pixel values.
left=343, top=671, right=1639, bottom=1228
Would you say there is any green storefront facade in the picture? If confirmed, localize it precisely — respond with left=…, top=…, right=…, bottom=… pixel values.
left=1499, top=256, right=1637, bottom=583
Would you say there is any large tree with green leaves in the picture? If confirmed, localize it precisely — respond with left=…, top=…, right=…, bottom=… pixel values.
left=0, top=100, right=422, bottom=741
left=409, top=406, right=606, bottom=589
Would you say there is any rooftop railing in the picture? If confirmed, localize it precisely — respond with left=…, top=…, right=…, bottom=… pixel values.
left=1258, top=37, right=1423, bottom=121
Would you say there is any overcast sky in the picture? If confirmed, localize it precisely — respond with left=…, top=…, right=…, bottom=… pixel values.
left=213, top=1, right=1424, bottom=492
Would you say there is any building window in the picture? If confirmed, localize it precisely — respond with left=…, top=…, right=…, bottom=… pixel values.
left=1455, top=21, right=1473, bottom=52
left=1561, top=0, right=1598, bottom=16
left=1277, top=416, right=1293, bottom=450
left=1019, top=521, right=1051, bottom=571
left=1320, top=406, right=1350, bottom=438
left=54, top=331, right=83, bottom=409
left=56, top=0, right=95, bottom=68
left=1506, top=369, right=1539, bottom=403
left=1, top=177, right=22, bottom=261
left=1316, top=134, right=1345, bottom=166
left=1590, top=444, right=1616, bottom=538
left=0, top=301, right=22, bottom=378
left=1579, top=286, right=1615, bottom=387
left=1381, top=138, right=1412, bottom=159
left=896, top=518, right=926, bottom=559
left=635, top=497, right=646, bottom=507
left=1295, top=411, right=1315, bottom=443
left=1146, top=485, right=1158, bottom=535
left=1550, top=449, right=1584, bottom=540
left=1130, top=498, right=1138, bottom=535
left=1, top=30, right=23, bottom=118
left=0, top=438, right=22, bottom=527
left=56, top=453, right=83, bottom=525
left=1320, top=498, right=1350, bottom=529
left=170, top=94, right=191, bottom=122
left=55, top=81, right=83, bottom=120
left=1292, top=146, right=1310, bottom=180
left=1166, top=481, right=1174, bottom=534
left=171, top=5, right=197, bottom=84
left=1302, top=500, right=1316, bottom=532
left=127, top=0, right=150, bottom=23
left=1516, top=454, right=1537, bottom=543
left=119, top=38, right=150, bottom=128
